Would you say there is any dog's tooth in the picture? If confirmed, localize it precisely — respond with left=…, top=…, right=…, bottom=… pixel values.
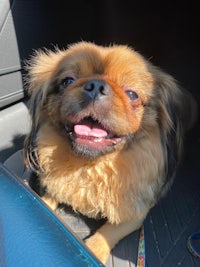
left=94, top=137, right=103, bottom=142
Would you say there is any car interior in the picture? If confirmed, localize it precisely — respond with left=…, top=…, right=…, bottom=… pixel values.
left=0, top=1, right=200, bottom=266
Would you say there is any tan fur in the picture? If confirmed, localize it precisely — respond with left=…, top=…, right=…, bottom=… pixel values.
left=24, top=41, right=197, bottom=263
left=37, top=122, right=164, bottom=224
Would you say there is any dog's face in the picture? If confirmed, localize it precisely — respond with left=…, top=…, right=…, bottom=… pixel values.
left=25, top=41, right=196, bottom=172
left=37, top=43, right=156, bottom=158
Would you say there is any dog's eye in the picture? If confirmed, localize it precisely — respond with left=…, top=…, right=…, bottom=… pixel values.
left=60, top=77, right=75, bottom=87
left=126, top=90, right=139, bottom=100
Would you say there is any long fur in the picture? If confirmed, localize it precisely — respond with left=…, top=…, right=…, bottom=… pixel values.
left=24, top=41, right=197, bottom=263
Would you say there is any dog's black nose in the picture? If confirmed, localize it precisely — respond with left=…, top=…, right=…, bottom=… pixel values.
left=84, top=80, right=110, bottom=100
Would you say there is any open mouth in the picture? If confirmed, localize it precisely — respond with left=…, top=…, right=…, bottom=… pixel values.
left=65, top=116, right=123, bottom=155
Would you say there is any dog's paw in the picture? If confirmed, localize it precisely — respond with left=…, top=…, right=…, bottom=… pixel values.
left=85, top=232, right=110, bottom=264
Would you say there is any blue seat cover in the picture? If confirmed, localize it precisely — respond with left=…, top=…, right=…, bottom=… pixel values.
left=0, top=163, right=103, bottom=267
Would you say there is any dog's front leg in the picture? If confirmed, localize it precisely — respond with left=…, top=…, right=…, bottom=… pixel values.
left=41, top=195, right=58, bottom=211
left=85, top=218, right=144, bottom=264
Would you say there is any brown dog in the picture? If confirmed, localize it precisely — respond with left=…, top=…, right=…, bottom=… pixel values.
left=24, top=41, right=196, bottom=264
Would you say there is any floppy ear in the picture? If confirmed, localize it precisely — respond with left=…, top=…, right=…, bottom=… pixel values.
left=24, top=49, right=65, bottom=172
left=152, top=68, right=197, bottom=188
left=24, top=89, right=43, bottom=173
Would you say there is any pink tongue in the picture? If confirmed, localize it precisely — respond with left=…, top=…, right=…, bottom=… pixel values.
left=74, top=120, right=108, bottom=138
